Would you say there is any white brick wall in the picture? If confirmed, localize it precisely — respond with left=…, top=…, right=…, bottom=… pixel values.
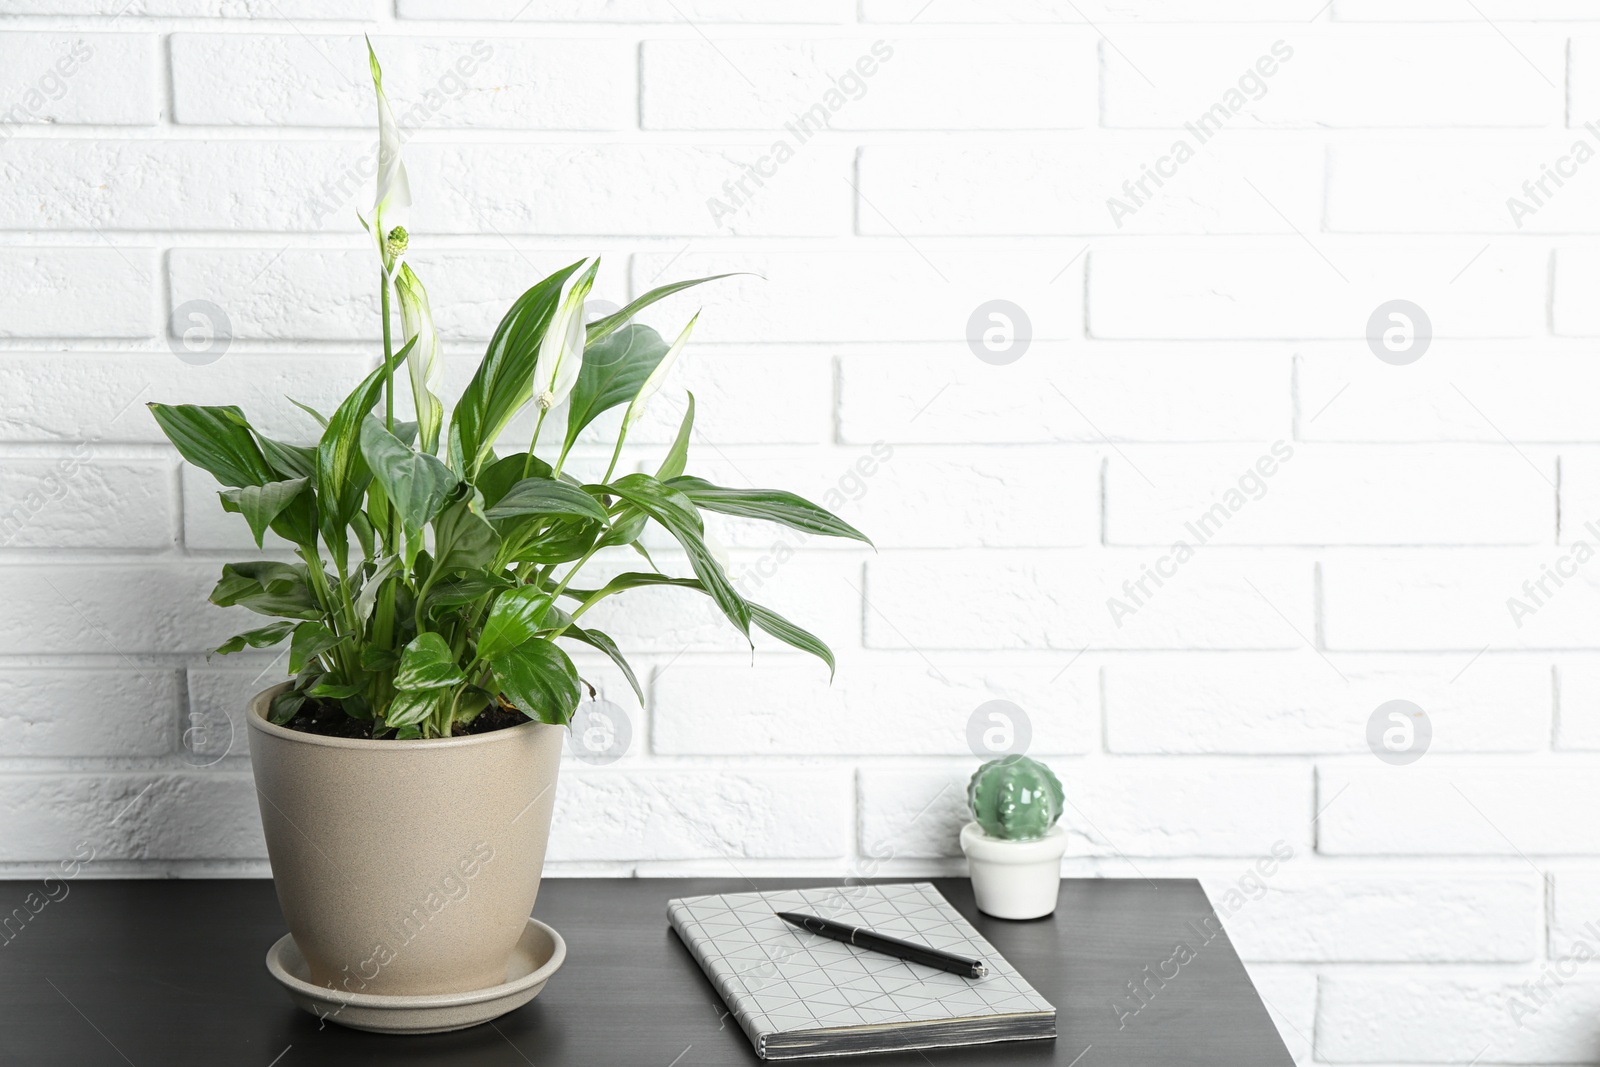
left=1, top=5, right=1595, bottom=1063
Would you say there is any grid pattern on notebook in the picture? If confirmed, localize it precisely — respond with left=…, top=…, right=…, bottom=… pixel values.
left=668, top=882, right=1054, bottom=1037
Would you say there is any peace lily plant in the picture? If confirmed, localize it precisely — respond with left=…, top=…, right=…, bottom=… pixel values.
left=146, top=46, right=868, bottom=1022
left=152, top=44, right=866, bottom=742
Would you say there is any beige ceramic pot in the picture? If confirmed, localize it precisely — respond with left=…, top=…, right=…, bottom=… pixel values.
left=247, top=684, right=564, bottom=997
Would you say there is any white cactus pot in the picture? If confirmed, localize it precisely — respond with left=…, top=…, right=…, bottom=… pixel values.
left=959, top=821, right=1068, bottom=920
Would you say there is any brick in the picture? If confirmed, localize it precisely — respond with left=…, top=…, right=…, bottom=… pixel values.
left=0, top=354, right=371, bottom=445
left=858, top=143, right=1323, bottom=235
left=662, top=446, right=1097, bottom=550
left=1104, top=34, right=1562, bottom=128
left=1214, top=874, right=1538, bottom=962
left=0, top=669, right=178, bottom=758
left=1555, top=248, right=1600, bottom=336
left=409, top=144, right=852, bottom=237
left=167, top=249, right=630, bottom=342
left=1317, top=973, right=1600, bottom=1063
left=864, top=551, right=1313, bottom=650
left=172, top=35, right=630, bottom=129
left=7, top=0, right=369, bottom=12
left=1556, top=662, right=1600, bottom=749
left=1106, top=654, right=1548, bottom=753
left=1106, top=444, right=1551, bottom=546
left=641, top=38, right=1095, bottom=130
left=0, top=773, right=262, bottom=862
left=547, top=769, right=848, bottom=861
left=651, top=655, right=1097, bottom=755
left=1089, top=245, right=1544, bottom=339
left=5, top=142, right=847, bottom=237
left=860, top=763, right=1310, bottom=858
left=0, top=564, right=249, bottom=655
left=1296, top=348, right=1600, bottom=443
left=0, top=249, right=153, bottom=340
left=630, top=251, right=1082, bottom=343
left=837, top=345, right=1292, bottom=445
left=0, top=35, right=155, bottom=127
left=1550, top=871, right=1600, bottom=959
left=864, top=0, right=1327, bottom=19
left=1559, top=451, right=1600, bottom=548
left=1328, top=140, right=1600, bottom=233
left=398, top=0, right=852, bottom=19
left=1336, top=0, right=1600, bottom=18
left=0, top=458, right=172, bottom=549
left=1322, top=551, right=1600, bottom=651
left=1318, top=767, right=1600, bottom=855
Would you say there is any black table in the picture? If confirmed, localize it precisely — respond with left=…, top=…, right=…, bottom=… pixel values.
left=0, top=878, right=1292, bottom=1066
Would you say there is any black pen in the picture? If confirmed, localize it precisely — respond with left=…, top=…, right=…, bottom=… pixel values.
left=775, top=911, right=987, bottom=979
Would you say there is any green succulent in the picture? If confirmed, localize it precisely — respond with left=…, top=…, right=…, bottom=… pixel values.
left=968, top=755, right=1064, bottom=841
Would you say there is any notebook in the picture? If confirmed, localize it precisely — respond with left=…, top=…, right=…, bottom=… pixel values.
left=666, top=882, right=1056, bottom=1060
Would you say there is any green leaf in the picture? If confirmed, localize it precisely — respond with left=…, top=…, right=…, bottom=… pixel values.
left=287, top=397, right=330, bottom=429
left=359, top=417, right=458, bottom=531
left=478, top=452, right=555, bottom=510
left=394, top=632, right=467, bottom=691
left=386, top=689, right=445, bottom=729
left=584, top=272, right=740, bottom=346
left=219, top=477, right=309, bottom=548
left=478, top=586, right=554, bottom=661
left=562, top=323, right=669, bottom=452
left=316, top=341, right=414, bottom=541
left=424, top=568, right=515, bottom=612
left=605, top=473, right=749, bottom=637
left=655, top=391, right=694, bottom=481
left=558, top=622, right=644, bottom=706
left=666, top=476, right=872, bottom=545
left=431, top=496, right=499, bottom=577
left=750, top=602, right=836, bottom=679
left=148, top=403, right=274, bottom=488
left=449, top=261, right=584, bottom=479
left=486, top=478, right=611, bottom=525
left=353, top=556, right=400, bottom=625
left=492, top=639, right=581, bottom=725
left=253, top=433, right=316, bottom=481
left=309, top=678, right=366, bottom=700
left=289, top=620, right=342, bottom=675
left=268, top=688, right=305, bottom=725
left=214, top=621, right=295, bottom=655
left=210, top=561, right=321, bottom=620
left=560, top=572, right=834, bottom=675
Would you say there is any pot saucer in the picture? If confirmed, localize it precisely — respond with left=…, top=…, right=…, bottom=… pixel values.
left=266, top=917, right=566, bottom=1034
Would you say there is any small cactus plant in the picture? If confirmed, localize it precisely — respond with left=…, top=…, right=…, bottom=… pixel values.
left=968, top=755, right=1064, bottom=841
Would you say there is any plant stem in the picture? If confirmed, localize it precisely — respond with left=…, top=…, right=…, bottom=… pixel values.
left=522, top=407, right=547, bottom=479
left=380, top=267, right=395, bottom=434
left=601, top=428, right=627, bottom=485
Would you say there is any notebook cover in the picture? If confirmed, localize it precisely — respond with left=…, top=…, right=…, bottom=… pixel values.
left=666, top=882, right=1057, bottom=1061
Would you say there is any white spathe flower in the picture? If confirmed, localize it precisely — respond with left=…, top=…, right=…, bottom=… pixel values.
left=395, top=263, right=443, bottom=453
left=623, top=312, right=699, bottom=431
left=365, top=39, right=410, bottom=274
left=531, top=263, right=596, bottom=412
